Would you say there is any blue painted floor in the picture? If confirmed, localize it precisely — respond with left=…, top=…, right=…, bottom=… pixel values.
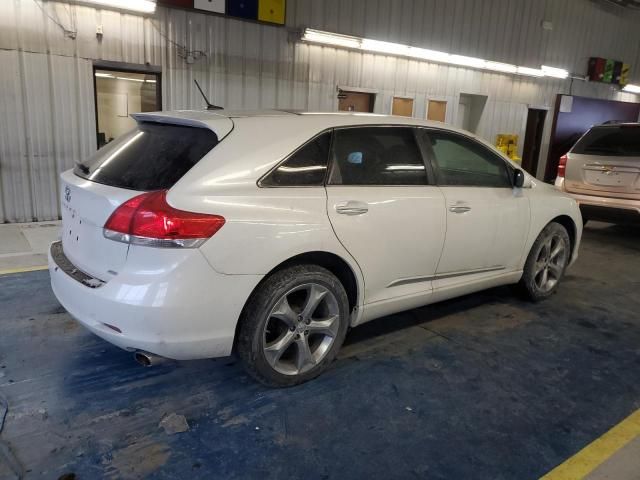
left=1, top=222, right=639, bottom=479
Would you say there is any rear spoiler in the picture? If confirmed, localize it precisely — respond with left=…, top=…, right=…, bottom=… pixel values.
left=131, top=112, right=234, bottom=141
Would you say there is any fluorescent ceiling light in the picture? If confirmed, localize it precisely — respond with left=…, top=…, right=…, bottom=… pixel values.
left=145, top=79, right=157, bottom=83
left=301, top=28, right=568, bottom=81
left=77, top=0, right=156, bottom=14
left=541, top=65, right=569, bottom=79
left=362, top=39, right=409, bottom=56
left=302, top=29, right=361, bottom=49
left=622, top=84, right=640, bottom=93
left=517, top=66, right=545, bottom=77
left=449, top=55, right=486, bottom=69
left=94, top=72, right=114, bottom=78
left=484, top=61, right=518, bottom=74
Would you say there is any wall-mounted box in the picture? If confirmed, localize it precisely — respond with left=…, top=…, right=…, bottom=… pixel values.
left=194, top=0, right=225, bottom=14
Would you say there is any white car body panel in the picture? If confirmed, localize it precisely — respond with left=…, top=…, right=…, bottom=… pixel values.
left=49, top=110, right=583, bottom=361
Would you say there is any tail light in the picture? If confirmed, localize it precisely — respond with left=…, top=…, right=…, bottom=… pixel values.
left=103, top=190, right=225, bottom=248
left=557, top=154, right=568, bottom=178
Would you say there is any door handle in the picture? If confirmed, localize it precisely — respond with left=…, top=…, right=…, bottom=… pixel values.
left=336, top=201, right=369, bottom=215
left=449, top=205, right=471, bottom=214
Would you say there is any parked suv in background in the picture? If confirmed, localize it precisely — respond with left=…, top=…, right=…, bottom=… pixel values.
left=555, top=123, right=640, bottom=224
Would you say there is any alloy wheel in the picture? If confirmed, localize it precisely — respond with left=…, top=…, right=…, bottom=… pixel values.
left=534, top=233, right=568, bottom=293
left=262, top=283, right=341, bottom=376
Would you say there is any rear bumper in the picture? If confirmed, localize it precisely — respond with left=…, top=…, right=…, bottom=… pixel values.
left=555, top=178, right=640, bottom=223
left=48, top=241, right=263, bottom=360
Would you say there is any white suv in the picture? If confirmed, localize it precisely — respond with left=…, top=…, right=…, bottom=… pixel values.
left=49, top=110, right=582, bottom=386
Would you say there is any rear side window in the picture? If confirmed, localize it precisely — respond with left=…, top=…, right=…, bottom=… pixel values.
left=260, top=132, right=331, bottom=187
left=75, top=123, right=218, bottom=190
left=572, top=126, right=640, bottom=156
left=328, top=127, right=428, bottom=185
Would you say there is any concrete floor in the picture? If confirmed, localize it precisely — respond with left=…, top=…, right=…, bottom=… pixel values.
left=1, top=222, right=639, bottom=479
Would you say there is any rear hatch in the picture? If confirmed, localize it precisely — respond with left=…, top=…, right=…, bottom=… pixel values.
left=565, top=124, right=640, bottom=199
left=60, top=116, right=232, bottom=281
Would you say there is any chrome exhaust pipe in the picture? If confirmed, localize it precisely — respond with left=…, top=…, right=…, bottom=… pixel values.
left=134, top=351, right=164, bottom=367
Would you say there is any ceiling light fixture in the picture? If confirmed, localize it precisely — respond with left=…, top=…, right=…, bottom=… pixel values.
left=94, top=72, right=114, bottom=78
left=301, top=28, right=567, bottom=80
left=77, top=0, right=156, bottom=14
left=541, top=65, right=569, bottom=79
left=622, top=84, right=640, bottom=93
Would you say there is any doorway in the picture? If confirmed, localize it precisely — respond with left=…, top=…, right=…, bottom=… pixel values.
left=94, top=67, right=161, bottom=148
left=521, top=108, right=547, bottom=175
left=456, top=93, right=487, bottom=133
left=338, top=91, right=375, bottom=113
left=392, top=97, right=414, bottom=117
left=427, top=100, right=447, bottom=122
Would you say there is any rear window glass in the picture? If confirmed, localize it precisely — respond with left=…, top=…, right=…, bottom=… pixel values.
left=572, top=126, right=640, bottom=157
left=75, top=123, right=218, bottom=190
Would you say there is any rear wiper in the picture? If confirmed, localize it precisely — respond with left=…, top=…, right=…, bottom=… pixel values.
left=75, top=163, right=90, bottom=174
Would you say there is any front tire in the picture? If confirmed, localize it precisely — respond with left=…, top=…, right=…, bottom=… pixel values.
left=236, top=264, right=350, bottom=387
left=520, top=222, right=571, bottom=301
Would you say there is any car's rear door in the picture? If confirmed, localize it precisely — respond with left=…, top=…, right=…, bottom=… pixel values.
left=419, top=129, right=529, bottom=289
left=325, top=126, right=446, bottom=310
left=565, top=125, right=640, bottom=199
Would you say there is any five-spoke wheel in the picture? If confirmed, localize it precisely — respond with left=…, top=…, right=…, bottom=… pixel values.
left=520, top=222, right=571, bottom=301
left=237, top=265, right=350, bottom=387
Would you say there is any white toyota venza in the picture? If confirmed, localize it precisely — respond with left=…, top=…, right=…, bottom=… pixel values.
left=49, top=110, right=582, bottom=386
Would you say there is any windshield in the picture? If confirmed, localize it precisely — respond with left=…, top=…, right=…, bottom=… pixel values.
left=75, top=122, right=219, bottom=190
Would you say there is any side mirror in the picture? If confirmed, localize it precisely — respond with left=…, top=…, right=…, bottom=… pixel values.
left=513, top=169, right=525, bottom=188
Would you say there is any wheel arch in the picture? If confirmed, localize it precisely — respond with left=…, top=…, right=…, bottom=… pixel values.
left=233, top=251, right=362, bottom=350
left=550, top=214, right=577, bottom=257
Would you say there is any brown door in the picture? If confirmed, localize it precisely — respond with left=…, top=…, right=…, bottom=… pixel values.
left=338, top=91, right=374, bottom=112
left=427, top=100, right=447, bottom=122
left=521, top=108, right=547, bottom=175
left=392, top=97, right=414, bottom=117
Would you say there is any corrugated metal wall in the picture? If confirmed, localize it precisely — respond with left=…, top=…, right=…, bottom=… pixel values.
left=0, top=0, right=639, bottom=222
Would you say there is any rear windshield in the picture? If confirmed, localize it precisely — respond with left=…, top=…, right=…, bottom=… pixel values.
left=572, top=126, right=640, bottom=157
left=75, top=123, right=218, bottom=190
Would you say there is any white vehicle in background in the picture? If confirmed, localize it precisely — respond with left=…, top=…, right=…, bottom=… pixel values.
left=555, top=122, right=640, bottom=224
left=49, top=110, right=582, bottom=386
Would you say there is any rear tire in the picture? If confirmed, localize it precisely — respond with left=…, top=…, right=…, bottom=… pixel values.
left=236, top=264, right=350, bottom=387
left=519, top=222, right=571, bottom=301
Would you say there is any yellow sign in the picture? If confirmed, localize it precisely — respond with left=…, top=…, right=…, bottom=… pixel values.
left=258, top=0, right=286, bottom=25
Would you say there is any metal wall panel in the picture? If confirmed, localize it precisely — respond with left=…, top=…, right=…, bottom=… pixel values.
left=0, top=0, right=639, bottom=221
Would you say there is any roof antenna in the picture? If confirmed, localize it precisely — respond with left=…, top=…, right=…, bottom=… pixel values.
left=194, top=79, right=223, bottom=110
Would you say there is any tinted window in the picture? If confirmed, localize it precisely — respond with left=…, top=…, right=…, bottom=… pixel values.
left=427, top=131, right=512, bottom=188
left=572, top=126, right=640, bottom=157
left=75, top=123, right=218, bottom=190
left=261, top=132, right=331, bottom=186
left=328, top=127, right=427, bottom=185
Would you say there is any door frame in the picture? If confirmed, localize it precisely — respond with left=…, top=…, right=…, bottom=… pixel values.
left=92, top=61, right=162, bottom=149
left=521, top=107, right=548, bottom=176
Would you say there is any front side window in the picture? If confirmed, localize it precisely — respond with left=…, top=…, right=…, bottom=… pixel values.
left=426, top=131, right=512, bottom=188
left=328, top=127, right=428, bottom=186
left=260, top=132, right=331, bottom=187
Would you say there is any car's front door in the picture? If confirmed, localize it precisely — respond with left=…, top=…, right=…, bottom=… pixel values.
left=419, top=129, right=530, bottom=289
left=325, top=126, right=446, bottom=312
